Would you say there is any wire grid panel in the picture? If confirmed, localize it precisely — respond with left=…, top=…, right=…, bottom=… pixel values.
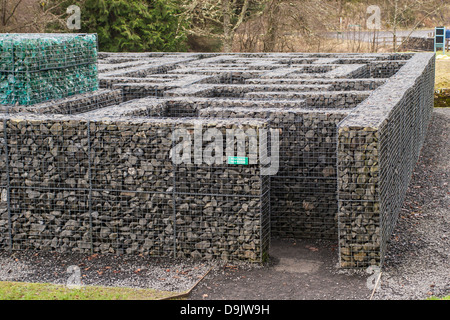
left=89, top=120, right=175, bottom=257
left=2, top=89, right=123, bottom=115
left=0, top=116, right=270, bottom=261
left=4, top=118, right=91, bottom=252
left=90, top=189, right=174, bottom=257
left=0, top=195, right=7, bottom=249
left=174, top=192, right=270, bottom=261
left=0, top=120, right=9, bottom=249
left=368, top=61, right=407, bottom=78
left=79, top=97, right=167, bottom=119
left=1, top=65, right=98, bottom=106
left=378, top=60, right=435, bottom=263
left=112, top=83, right=166, bottom=102
left=0, top=33, right=98, bottom=106
left=268, top=112, right=345, bottom=239
left=173, top=121, right=271, bottom=262
left=198, top=107, right=347, bottom=240
left=336, top=53, right=435, bottom=268
left=89, top=120, right=174, bottom=193
left=161, top=97, right=309, bottom=119
left=7, top=119, right=90, bottom=190
left=165, top=99, right=201, bottom=118
left=9, top=187, right=91, bottom=252
left=0, top=34, right=97, bottom=72
left=271, top=177, right=339, bottom=239
left=337, top=126, right=381, bottom=268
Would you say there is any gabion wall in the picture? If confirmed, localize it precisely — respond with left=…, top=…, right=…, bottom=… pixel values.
left=337, top=53, right=435, bottom=267
left=0, top=34, right=98, bottom=106
left=0, top=115, right=270, bottom=261
left=0, top=50, right=435, bottom=267
left=198, top=107, right=347, bottom=240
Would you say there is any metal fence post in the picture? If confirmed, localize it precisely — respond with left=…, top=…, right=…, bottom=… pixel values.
left=172, top=123, right=177, bottom=258
left=3, top=119, right=12, bottom=250
left=87, top=120, right=94, bottom=254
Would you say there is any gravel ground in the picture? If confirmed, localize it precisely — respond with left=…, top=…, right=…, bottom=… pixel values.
left=0, top=251, right=216, bottom=294
left=0, top=108, right=448, bottom=300
left=372, top=107, right=450, bottom=300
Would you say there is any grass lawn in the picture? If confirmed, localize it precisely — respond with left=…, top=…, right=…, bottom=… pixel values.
left=427, top=295, right=450, bottom=300
left=434, top=52, right=450, bottom=107
left=435, top=51, right=450, bottom=91
left=0, top=280, right=181, bottom=300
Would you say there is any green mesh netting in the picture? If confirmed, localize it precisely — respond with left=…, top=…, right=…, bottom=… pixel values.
left=0, top=33, right=98, bottom=106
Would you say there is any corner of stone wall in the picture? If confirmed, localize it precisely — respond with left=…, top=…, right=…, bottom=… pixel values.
left=337, top=125, right=381, bottom=268
left=336, top=52, right=435, bottom=268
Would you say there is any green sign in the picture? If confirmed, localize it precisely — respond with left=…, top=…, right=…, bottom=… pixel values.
left=228, top=156, right=248, bottom=165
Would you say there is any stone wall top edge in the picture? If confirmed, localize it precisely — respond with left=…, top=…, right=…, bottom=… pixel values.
left=0, top=113, right=269, bottom=127
left=199, top=106, right=350, bottom=116
left=337, top=52, right=434, bottom=130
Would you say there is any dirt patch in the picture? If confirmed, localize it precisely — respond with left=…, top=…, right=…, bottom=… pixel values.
left=189, top=238, right=372, bottom=300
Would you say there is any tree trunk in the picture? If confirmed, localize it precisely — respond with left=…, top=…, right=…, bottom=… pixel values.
left=392, top=0, right=398, bottom=52
left=2, top=0, right=7, bottom=27
left=222, top=0, right=233, bottom=52
left=263, top=0, right=281, bottom=52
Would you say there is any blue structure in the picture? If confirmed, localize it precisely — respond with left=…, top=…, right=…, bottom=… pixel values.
left=434, top=26, right=446, bottom=53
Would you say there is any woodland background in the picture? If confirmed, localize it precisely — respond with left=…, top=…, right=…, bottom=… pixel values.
left=0, top=0, right=449, bottom=53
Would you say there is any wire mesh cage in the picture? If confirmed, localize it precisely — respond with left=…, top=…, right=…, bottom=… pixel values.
left=0, top=33, right=98, bottom=106
left=0, top=51, right=436, bottom=267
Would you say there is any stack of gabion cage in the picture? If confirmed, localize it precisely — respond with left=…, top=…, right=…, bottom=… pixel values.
left=0, top=48, right=436, bottom=267
left=0, top=33, right=98, bottom=106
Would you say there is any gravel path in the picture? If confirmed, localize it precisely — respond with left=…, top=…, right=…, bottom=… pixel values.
left=372, top=107, right=450, bottom=299
left=0, top=108, right=448, bottom=300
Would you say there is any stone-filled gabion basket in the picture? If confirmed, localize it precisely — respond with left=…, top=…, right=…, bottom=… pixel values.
left=0, top=33, right=98, bottom=106
left=0, top=49, right=436, bottom=267
left=0, top=115, right=270, bottom=262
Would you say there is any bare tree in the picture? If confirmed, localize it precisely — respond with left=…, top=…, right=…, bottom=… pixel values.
left=0, top=0, right=68, bottom=33
left=181, top=0, right=262, bottom=52
left=383, top=0, right=447, bottom=51
left=37, top=0, right=72, bottom=32
left=262, top=0, right=281, bottom=52
left=0, top=0, right=25, bottom=32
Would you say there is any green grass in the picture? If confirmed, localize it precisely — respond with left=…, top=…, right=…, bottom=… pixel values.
left=434, top=56, right=450, bottom=107
left=427, top=295, right=450, bottom=300
left=0, top=280, right=180, bottom=300
left=434, top=93, right=450, bottom=108
left=435, top=53, right=450, bottom=105
left=435, top=50, right=450, bottom=56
